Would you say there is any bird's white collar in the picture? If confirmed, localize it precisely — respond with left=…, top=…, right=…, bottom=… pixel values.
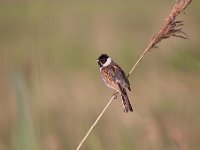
left=102, top=57, right=112, bottom=67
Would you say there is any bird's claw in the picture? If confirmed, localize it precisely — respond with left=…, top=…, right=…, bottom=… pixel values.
left=112, top=92, right=118, bottom=99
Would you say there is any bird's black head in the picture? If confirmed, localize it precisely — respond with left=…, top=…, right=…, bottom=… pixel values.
left=96, top=54, right=110, bottom=67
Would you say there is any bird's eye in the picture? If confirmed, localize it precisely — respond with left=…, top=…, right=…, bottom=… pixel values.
left=103, top=58, right=106, bottom=63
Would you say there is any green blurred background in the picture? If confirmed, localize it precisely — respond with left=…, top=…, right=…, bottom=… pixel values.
left=0, top=0, right=200, bottom=150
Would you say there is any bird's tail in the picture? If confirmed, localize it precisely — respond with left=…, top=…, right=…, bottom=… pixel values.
left=118, top=83, right=133, bottom=112
left=121, top=93, right=133, bottom=112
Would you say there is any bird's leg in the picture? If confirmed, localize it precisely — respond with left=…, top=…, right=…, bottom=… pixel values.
left=112, top=91, right=119, bottom=99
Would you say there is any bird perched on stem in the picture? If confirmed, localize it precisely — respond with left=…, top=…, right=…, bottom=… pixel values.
left=96, top=54, right=133, bottom=112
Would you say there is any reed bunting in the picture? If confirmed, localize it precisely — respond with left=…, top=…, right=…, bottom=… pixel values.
left=96, top=54, right=133, bottom=112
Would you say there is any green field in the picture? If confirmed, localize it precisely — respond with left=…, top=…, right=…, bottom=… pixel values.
left=0, top=0, right=200, bottom=150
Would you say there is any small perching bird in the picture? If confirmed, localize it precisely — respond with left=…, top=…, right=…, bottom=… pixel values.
left=96, top=54, right=133, bottom=112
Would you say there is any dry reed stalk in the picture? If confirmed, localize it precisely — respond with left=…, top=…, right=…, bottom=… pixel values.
left=76, top=0, right=192, bottom=149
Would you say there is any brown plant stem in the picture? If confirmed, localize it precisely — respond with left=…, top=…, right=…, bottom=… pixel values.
left=76, top=95, right=115, bottom=150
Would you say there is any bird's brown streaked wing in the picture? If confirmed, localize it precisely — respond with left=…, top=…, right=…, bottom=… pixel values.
left=112, top=63, right=131, bottom=91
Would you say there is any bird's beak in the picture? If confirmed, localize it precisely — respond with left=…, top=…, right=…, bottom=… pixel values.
left=96, top=59, right=101, bottom=66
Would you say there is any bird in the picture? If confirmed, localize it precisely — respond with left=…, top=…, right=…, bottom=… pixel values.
left=96, top=54, right=133, bottom=112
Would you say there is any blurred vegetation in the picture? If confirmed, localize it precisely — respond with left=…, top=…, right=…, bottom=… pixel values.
left=0, top=0, right=199, bottom=150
